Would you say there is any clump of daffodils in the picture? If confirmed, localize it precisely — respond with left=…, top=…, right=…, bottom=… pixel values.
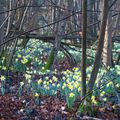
left=91, top=95, right=97, bottom=105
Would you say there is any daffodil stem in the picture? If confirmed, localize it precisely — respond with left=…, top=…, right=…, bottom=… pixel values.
left=1, top=81, right=5, bottom=95
left=18, top=86, right=23, bottom=97
left=35, top=98, right=40, bottom=105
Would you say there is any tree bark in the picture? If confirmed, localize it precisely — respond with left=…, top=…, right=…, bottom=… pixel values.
left=88, top=0, right=109, bottom=92
left=0, top=0, right=5, bottom=55
left=81, top=0, right=87, bottom=98
left=103, top=2, right=113, bottom=67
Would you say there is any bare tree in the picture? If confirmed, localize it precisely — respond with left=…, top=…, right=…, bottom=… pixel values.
left=0, top=0, right=6, bottom=55
left=88, top=0, right=109, bottom=96
left=81, top=0, right=87, bottom=98
left=103, top=1, right=113, bottom=67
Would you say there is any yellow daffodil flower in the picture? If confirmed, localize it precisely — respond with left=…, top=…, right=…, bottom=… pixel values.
left=100, top=91, right=105, bottom=97
left=68, top=84, right=73, bottom=91
left=69, top=93, right=75, bottom=98
left=37, top=79, right=42, bottom=84
left=25, top=74, right=31, bottom=80
left=78, top=87, right=81, bottom=92
left=20, top=81, right=24, bottom=86
left=52, top=76, right=58, bottom=82
left=91, top=96, right=97, bottom=105
left=57, top=84, right=60, bottom=88
left=103, top=98, right=107, bottom=102
left=49, top=79, right=52, bottom=83
left=0, top=75, right=5, bottom=81
left=18, top=54, right=21, bottom=58
left=21, top=57, right=28, bottom=64
left=74, top=81, right=79, bottom=88
left=35, top=93, right=39, bottom=97
left=45, top=76, right=49, bottom=80
left=106, top=81, right=113, bottom=87
left=2, top=66, right=7, bottom=70
left=52, top=83, right=56, bottom=87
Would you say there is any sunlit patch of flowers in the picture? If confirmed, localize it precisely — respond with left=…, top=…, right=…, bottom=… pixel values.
left=13, top=41, right=120, bottom=109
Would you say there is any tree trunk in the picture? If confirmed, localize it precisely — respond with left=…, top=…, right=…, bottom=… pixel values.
left=81, top=0, right=87, bottom=98
left=0, top=0, right=5, bottom=55
left=88, top=0, right=109, bottom=92
left=103, top=2, right=112, bottom=67
left=78, top=0, right=109, bottom=115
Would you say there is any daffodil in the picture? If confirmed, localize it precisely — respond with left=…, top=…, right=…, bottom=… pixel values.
left=46, top=81, right=49, bottom=85
left=74, top=81, right=79, bottom=88
left=25, top=74, right=31, bottom=80
left=0, top=75, right=5, bottom=81
left=62, top=86, right=65, bottom=90
left=78, top=87, right=81, bottom=92
left=91, top=96, right=97, bottom=105
left=49, top=79, right=52, bottom=83
left=44, top=84, right=47, bottom=88
left=57, top=83, right=60, bottom=88
left=100, top=91, right=105, bottom=97
left=52, top=83, right=56, bottom=87
left=73, top=75, right=79, bottom=80
left=116, top=84, right=120, bottom=88
left=73, top=67, right=79, bottom=71
left=52, top=76, right=58, bottom=82
left=62, top=76, right=66, bottom=80
left=63, top=71, right=67, bottom=75
left=103, top=98, right=107, bottom=102
left=28, top=79, right=31, bottom=83
left=106, top=81, right=113, bottom=87
left=78, top=77, right=82, bottom=81
left=54, top=69, right=57, bottom=74
left=43, top=81, right=47, bottom=85
left=35, top=57, right=38, bottom=61
left=35, top=93, right=39, bottom=97
left=20, top=81, right=24, bottom=86
left=16, top=58, right=18, bottom=62
left=18, top=54, right=21, bottom=58
left=62, top=83, right=67, bottom=90
left=45, top=76, right=49, bottom=80
left=68, top=84, right=73, bottom=91
left=66, top=79, right=69, bottom=83
left=21, top=57, right=28, bottom=64
left=63, top=83, right=66, bottom=87
left=37, top=79, right=42, bottom=84
left=54, top=91, right=57, bottom=95
left=87, top=74, right=90, bottom=79
left=42, top=67, right=44, bottom=70
left=69, top=93, right=75, bottom=98
left=2, top=66, right=7, bottom=70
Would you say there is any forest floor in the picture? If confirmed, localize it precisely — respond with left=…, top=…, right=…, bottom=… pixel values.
left=0, top=72, right=120, bottom=120
left=0, top=93, right=120, bottom=120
